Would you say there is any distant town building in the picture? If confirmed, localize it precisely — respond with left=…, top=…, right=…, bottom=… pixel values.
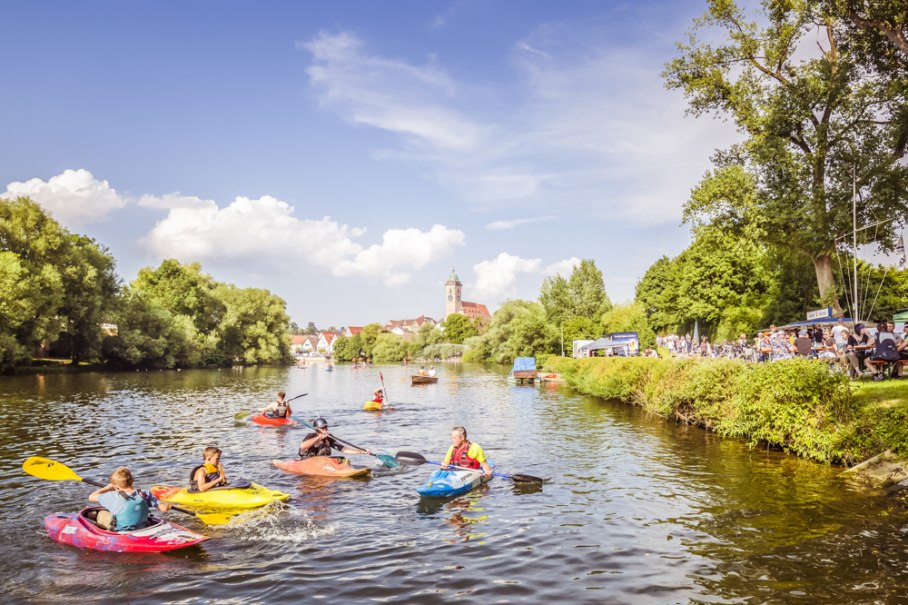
left=384, top=316, right=437, bottom=336
left=317, top=331, right=339, bottom=355
left=290, top=334, right=317, bottom=356
left=444, top=268, right=490, bottom=321
left=344, top=326, right=363, bottom=338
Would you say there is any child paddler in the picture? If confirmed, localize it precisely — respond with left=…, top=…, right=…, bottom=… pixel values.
left=190, top=446, right=229, bottom=493
left=89, top=466, right=170, bottom=530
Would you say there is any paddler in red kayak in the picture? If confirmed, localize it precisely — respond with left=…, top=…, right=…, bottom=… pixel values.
left=260, top=390, right=292, bottom=419
left=89, top=466, right=170, bottom=530
left=442, top=426, right=492, bottom=479
left=190, top=446, right=229, bottom=493
left=298, top=417, right=372, bottom=458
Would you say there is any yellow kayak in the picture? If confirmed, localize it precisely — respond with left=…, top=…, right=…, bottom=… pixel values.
left=363, top=400, right=384, bottom=411
left=150, top=482, right=289, bottom=510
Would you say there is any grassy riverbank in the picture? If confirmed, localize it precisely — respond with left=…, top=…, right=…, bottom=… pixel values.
left=544, top=356, right=908, bottom=466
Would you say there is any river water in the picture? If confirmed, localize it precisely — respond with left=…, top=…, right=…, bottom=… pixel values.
left=1, top=363, right=906, bottom=604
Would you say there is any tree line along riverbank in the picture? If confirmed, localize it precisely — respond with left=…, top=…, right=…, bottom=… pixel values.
left=544, top=356, right=908, bottom=467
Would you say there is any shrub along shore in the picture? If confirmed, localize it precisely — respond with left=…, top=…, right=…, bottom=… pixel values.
left=544, top=356, right=908, bottom=466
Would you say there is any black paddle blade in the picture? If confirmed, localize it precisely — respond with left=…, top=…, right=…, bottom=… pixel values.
left=510, top=473, right=544, bottom=484
left=394, top=451, right=428, bottom=466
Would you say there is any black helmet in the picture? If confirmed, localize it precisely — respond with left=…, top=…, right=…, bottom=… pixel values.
left=313, top=417, right=328, bottom=429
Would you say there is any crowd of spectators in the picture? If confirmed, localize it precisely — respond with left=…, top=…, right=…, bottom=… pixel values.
left=655, top=319, right=908, bottom=380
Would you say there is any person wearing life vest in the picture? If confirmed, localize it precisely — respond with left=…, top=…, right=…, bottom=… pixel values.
left=372, top=388, right=384, bottom=404
left=442, top=426, right=492, bottom=478
left=189, top=446, right=229, bottom=493
left=261, top=390, right=292, bottom=419
left=88, top=466, right=170, bottom=530
left=298, top=417, right=371, bottom=458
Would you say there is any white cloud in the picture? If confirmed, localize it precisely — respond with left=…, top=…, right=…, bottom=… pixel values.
left=3, top=169, right=126, bottom=227
left=472, top=252, right=541, bottom=302
left=298, top=25, right=740, bottom=221
left=301, top=31, right=484, bottom=151
left=142, top=195, right=463, bottom=284
left=544, top=257, right=581, bottom=276
left=486, top=215, right=554, bottom=230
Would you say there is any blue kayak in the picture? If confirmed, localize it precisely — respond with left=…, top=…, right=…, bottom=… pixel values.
left=417, top=468, right=488, bottom=498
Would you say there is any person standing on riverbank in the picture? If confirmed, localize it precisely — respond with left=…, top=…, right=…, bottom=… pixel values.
left=442, top=427, right=492, bottom=479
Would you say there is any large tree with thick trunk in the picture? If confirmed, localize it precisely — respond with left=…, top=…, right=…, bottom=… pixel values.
left=664, top=0, right=908, bottom=316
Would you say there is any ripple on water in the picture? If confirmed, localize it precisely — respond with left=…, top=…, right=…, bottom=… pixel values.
left=2, top=366, right=908, bottom=604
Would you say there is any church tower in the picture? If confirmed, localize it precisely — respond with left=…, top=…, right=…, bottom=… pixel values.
left=445, top=268, right=463, bottom=318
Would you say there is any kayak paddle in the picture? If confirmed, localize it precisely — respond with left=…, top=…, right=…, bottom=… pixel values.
left=235, top=393, right=308, bottom=420
left=22, top=456, right=234, bottom=526
left=297, top=419, right=400, bottom=469
left=379, top=371, right=392, bottom=409
left=394, top=451, right=544, bottom=484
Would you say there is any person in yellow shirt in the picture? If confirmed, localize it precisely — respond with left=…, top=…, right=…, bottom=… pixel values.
left=442, top=426, right=492, bottom=478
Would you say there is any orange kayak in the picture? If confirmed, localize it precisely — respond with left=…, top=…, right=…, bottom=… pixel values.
left=272, top=456, right=371, bottom=478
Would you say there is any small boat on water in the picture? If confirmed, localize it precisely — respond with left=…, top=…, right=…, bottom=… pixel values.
left=363, top=400, right=383, bottom=411
left=44, top=507, right=208, bottom=553
left=250, top=413, right=298, bottom=427
left=411, top=375, right=438, bottom=385
left=416, top=468, right=489, bottom=498
left=151, top=482, right=289, bottom=510
left=272, top=456, right=371, bottom=478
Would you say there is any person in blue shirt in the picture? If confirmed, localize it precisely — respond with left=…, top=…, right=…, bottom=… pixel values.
left=89, top=466, right=170, bottom=531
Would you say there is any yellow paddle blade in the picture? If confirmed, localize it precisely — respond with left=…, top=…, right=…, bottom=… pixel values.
left=194, top=511, right=234, bottom=526
left=23, top=457, right=82, bottom=482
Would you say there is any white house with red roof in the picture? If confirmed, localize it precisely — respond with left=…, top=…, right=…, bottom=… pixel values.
left=317, top=331, right=339, bottom=354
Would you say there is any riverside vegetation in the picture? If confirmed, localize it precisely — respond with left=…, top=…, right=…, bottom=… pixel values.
left=544, top=356, right=908, bottom=466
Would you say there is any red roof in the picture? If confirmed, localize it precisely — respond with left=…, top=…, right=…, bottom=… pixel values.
left=346, top=326, right=363, bottom=336
left=462, top=301, right=490, bottom=318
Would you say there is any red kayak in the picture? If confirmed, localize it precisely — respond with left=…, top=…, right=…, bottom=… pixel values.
left=250, top=413, right=297, bottom=427
left=44, top=507, right=208, bottom=553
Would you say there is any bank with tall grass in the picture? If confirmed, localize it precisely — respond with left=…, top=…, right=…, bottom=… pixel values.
left=543, top=356, right=908, bottom=465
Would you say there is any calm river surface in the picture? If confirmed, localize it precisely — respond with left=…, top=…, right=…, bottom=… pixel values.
left=1, top=363, right=907, bottom=604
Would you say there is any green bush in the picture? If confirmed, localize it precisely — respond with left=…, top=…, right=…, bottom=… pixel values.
left=543, top=355, right=864, bottom=464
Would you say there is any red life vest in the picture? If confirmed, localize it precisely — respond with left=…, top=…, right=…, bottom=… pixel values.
left=450, top=441, right=480, bottom=469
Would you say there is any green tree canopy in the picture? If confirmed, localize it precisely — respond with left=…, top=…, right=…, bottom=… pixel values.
left=464, top=300, right=558, bottom=364
left=442, top=313, right=478, bottom=344
left=540, top=259, right=612, bottom=328
left=665, top=0, right=908, bottom=313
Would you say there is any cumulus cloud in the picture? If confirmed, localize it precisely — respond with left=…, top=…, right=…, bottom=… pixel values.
left=142, top=195, right=463, bottom=284
left=472, top=252, right=542, bottom=302
left=3, top=169, right=126, bottom=227
left=544, top=257, right=581, bottom=276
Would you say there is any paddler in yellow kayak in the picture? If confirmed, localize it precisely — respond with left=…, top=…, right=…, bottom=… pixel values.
left=299, top=418, right=372, bottom=458
left=443, top=426, right=492, bottom=479
left=371, top=387, right=384, bottom=408
left=190, top=446, right=229, bottom=493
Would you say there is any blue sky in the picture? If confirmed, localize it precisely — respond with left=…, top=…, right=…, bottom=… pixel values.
left=1, top=0, right=741, bottom=327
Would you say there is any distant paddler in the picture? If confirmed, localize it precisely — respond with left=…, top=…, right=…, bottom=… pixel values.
left=259, top=390, right=292, bottom=420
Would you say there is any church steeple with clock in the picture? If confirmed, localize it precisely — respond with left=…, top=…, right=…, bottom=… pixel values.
left=445, top=268, right=463, bottom=318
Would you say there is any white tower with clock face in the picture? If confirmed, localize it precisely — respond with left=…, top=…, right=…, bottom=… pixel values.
left=445, top=268, right=463, bottom=318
